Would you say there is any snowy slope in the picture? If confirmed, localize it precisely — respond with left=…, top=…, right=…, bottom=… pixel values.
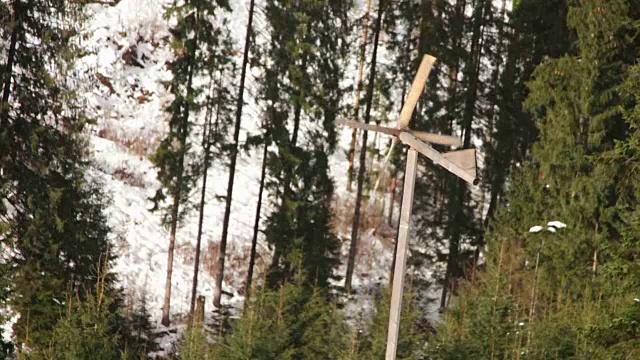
left=1, top=0, right=451, bottom=352
left=78, top=0, right=400, bottom=329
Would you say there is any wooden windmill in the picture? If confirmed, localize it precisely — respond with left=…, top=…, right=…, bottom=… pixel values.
left=338, top=54, right=478, bottom=360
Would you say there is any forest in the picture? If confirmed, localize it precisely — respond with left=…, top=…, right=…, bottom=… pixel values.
left=1, top=0, right=639, bottom=358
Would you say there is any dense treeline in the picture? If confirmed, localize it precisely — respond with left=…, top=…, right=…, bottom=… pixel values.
left=1, top=0, right=640, bottom=358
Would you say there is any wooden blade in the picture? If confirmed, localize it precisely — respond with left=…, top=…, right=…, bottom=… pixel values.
left=336, top=119, right=400, bottom=137
left=397, top=55, right=436, bottom=129
left=411, top=131, right=463, bottom=147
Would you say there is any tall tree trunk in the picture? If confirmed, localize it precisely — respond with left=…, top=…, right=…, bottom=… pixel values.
left=441, top=0, right=484, bottom=309
left=345, top=0, right=385, bottom=293
left=245, top=138, right=268, bottom=298
left=162, top=9, right=199, bottom=327
left=347, top=0, right=373, bottom=192
left=189, top=74, right=220, bottom=318
left=1, top=2, right=19, bottom=127
left=213, top=0, right=255, bottom=309
left=483, top=0, right=507, bottom=228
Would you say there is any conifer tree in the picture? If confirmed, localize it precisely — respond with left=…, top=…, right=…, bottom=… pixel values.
left=28, top=269, right=123, bottom=360
left=214, top=0, right=255, bottom=309
left=261, top=0, right=351, bottom=289
left=152, top=0, right=232, bottom=326
left=430, top=1, right=640, bottom=357
left=220, top=274, right=349, bottom=360
left=191, top=16, right=237, bottom=317
left=0, top=0, right=116, bottom=350
left=360, top=288, right=428, bottom=360
left=483, top=0, right=573, bottom=226
left=345, top=0, right=385, bottom=294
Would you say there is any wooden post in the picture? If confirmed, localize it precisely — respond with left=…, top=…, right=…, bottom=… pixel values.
left=385, top=148, right=418, bottom=360
left=195, top=295, right=205, bottom=326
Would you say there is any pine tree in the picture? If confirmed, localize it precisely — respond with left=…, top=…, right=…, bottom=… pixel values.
left=429, top=1, right=640, bottom=357
left=345, top=0, right=386, bottom=294
left=191, top=15, right=237, bottom=317
left=0, top=0, right=116, bottom=350
left=152, top=0, right=233, bottom=326
left=28, top=268, right=123, bottom=360
left=220, top=275, right=349, bottom=360
left=261, top=0, right=351, bottom=289
left=359, top=287, right=428, bottom=360
left=213, top=0, right=255, bottom=309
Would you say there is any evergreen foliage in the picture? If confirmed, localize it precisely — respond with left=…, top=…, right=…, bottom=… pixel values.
left=27, top=273, right=122, bottom=360
left=359, top=287, right=428, bottom=360
left=151, top=0, right=234, bottom=325
left=219, top=275, right=349, bottom=360
left=261, top=0, right=351, bottom=289
left=0, top=0, right=117, bottom=350
left=430, top=1, right=640, bottom=358
left=178, top=326, right=219, bottom=360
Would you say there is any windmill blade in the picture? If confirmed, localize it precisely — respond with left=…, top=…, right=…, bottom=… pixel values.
left=397, top=55, right=436, bottom=129
left=410, top=131, right=463, bottom=147
left=336, top=119, right=400, bottom=137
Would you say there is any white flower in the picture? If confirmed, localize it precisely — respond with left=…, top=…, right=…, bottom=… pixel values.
left=529, top=226, right=543, bottom=233
left=547, top=221, right=567, bottom=229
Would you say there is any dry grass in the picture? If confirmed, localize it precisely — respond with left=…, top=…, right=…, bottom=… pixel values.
left=176, top=238, right=268, bottom=297
left=332, top=191, right=397, bottom=243
left=97, top=125, right=160, bottom=157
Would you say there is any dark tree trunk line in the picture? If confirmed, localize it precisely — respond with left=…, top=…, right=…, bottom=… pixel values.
left=213, top=0, right=255, bottom=309
left=162, top=9, right=200, bottom=327
left=440, top=0, right=485, bottom=309
left=347, top=0, right=373, bottom=192
left=345, top=0, right=385, bottom=293
left=245, top=137, right=268, bottom=299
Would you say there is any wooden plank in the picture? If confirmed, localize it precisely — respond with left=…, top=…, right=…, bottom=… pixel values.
left=412, top=131, right=463, bottom=147
left=397, top=55, right=436, bottom=129
left=385, top=148, right=418, bottom=360
left=398, top=132, right=478, bottom=185
left=338, top=119, right=463, bottom=147
left=336, top=119, right=400, bottom=137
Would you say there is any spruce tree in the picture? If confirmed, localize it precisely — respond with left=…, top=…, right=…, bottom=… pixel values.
left=483, top=0, right=573, bottom=226
left=220, top=275, right=349, bottom=360
left=28, top=270, right=123, bottom=360
left=151, top=0, right=233, bottom=326
left=429, top=1, right=640, bottom=357
left=191, top=15, right=237, bottom=317
left=345, top=0, right=385, bottom=294
left=360, top=288, right=428, bottom=360
left=0, top=0, right=116, bottom=350
left=214, top=0, right=255, bottom=309
left=261, top=0, right=351, bottom=289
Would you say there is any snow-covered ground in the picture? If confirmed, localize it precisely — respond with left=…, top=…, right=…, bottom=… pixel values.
left=2, top=0, right=448, bottom=352
left=74, top=0, right=407, bottom=351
